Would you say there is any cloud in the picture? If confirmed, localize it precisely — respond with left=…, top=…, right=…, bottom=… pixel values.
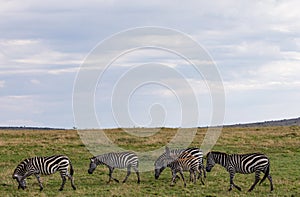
left=0, top=80, right=5, bottom=88
left=30, top=79, right=40, bottom=85
left=257, top=60, right=300, bottom=83
left=0, top=119, right=44, bottom=127
left=0, top=39, right=82, bottom=76
left=0, top=95, right=38, bottom=113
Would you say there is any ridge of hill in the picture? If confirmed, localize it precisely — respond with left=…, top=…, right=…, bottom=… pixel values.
left=1, top=117, right=300, bottom=130
left=225, top=117, right=300, bottom=127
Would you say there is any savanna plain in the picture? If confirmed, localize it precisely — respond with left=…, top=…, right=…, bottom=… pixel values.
left=0, top=126, right=299, bottom=197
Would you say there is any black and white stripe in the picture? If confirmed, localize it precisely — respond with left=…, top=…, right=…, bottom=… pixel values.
left=206, top=151, right=273, bottom=192
left=88, top=152, right=140, bottom=184
left=154, top=147, right=205, bottom=184
left=163, top=147, right=203, bottom=187
left=12, top=155, right=76, bottom=191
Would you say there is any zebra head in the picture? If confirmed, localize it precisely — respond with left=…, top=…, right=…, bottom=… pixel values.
left=154, top=159, right=166, bottom=179
left=154, top=147, right=174, bottom=179
left=205, top=152, right=216, bottom=172
left=13, top=160, right=28, bottom=190
left=88, top=157, right=97, bottom=174
left=12, top=174, right=26, bottom=190
left=154, top=147, right=179, bottom=179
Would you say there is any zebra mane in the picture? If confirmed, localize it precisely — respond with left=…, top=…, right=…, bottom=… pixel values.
left=154, top=149, right=185, bottom=168
left=211, top=151, right=227, bottom=155
left=93, top=153, right=113, bottom=165
left=18, top=158, right=31, bottom=167
left=207, top=151, right=228, bottom=158
left=155, top=149, right=184, bottom=162
left=13, top=158, right=30, bottom=177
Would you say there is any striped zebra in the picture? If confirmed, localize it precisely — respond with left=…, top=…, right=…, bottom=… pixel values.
left=206, top=151, right=274, bottom=192
left=154, top=147, right=205, bottom=184
left=163, top=146, right=202, bottom=187
left=88, top=152, right=140, bottom=184
left=12, top=155, right=76, bottom=191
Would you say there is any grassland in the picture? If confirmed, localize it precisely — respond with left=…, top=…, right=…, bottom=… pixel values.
left=0, top=126, right=299, bottom=196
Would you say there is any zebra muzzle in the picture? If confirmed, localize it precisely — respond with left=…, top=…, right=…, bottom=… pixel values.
left=206, top=167, right=211, bottom=172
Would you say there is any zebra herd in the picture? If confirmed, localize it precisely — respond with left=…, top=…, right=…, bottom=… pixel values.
left=12, top=148, right=274, bottom=192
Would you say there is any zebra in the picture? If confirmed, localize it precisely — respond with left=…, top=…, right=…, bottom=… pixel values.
left=12, top=155, right=76, bottom=191
left=88, top=152, right=140, bottom=184
left=163, top=146, right=202, bottom=187
left=206, top=151, right=274, bottom=192
left=154, top=147, right=205, bottom=184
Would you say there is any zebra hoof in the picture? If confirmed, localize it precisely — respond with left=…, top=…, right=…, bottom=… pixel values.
left=72, top=186, right=77, bottom=190
left=59, top=188, right=63, bottom=191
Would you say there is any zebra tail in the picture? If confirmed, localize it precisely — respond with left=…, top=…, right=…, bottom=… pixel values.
left=69, top=160, right=74, bottom=176
left=259, top=164, right=269, bottom=185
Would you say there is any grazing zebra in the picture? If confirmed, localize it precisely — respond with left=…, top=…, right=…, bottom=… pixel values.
left=163, top=146, right=202, bottom=187
left=206, top=151, right=274, bottom=192
left=12, top=155, right=76, bottom=191
left=154, top=147, right=205, bottom=184
left=88, top=152, right=140, bottom=184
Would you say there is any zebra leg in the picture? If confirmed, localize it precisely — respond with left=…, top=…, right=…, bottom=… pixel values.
left=248, top=171, right=260, bottom=192
left=108, top=167, right=119, bottom=183
left=122, top=166, right=131, bottom=183
left=133, top=166, right=140, bottom=184
left=174, top=174, right=180, bottom=183
left=66, top=174, right=76, bottom=190
left=197, top=163, right=206, bottom=179
left=34, top=174, right=43, bottom=191
left=179, top=170, right=186, bottom=187
left=202, top=164, right=207, bottom=179
left=197, top=168, right=205, bottom=185
left=229, top=172, right=241, bottom=191
left=190, top=169, right=197, bottom=184
left=170, top=171, right=177, bottom=186
left=197, top=166, right=201, bottom=180
left=59, top=173, right=67, bottom=191
left=268, top=174, right=274, bottom=192
left=189, top=171, right=193, bottom=182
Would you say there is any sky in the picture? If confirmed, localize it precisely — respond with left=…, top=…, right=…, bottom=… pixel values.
left=1, top=0, right=300, bottom=129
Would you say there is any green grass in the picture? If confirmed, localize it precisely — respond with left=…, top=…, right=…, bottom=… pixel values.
left=0, top=126, right=300, bottom=196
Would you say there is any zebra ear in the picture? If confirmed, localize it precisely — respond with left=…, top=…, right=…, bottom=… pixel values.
left=165, top=146, right=170, bottom=157
left=206, top=152, right=211, bottom=158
